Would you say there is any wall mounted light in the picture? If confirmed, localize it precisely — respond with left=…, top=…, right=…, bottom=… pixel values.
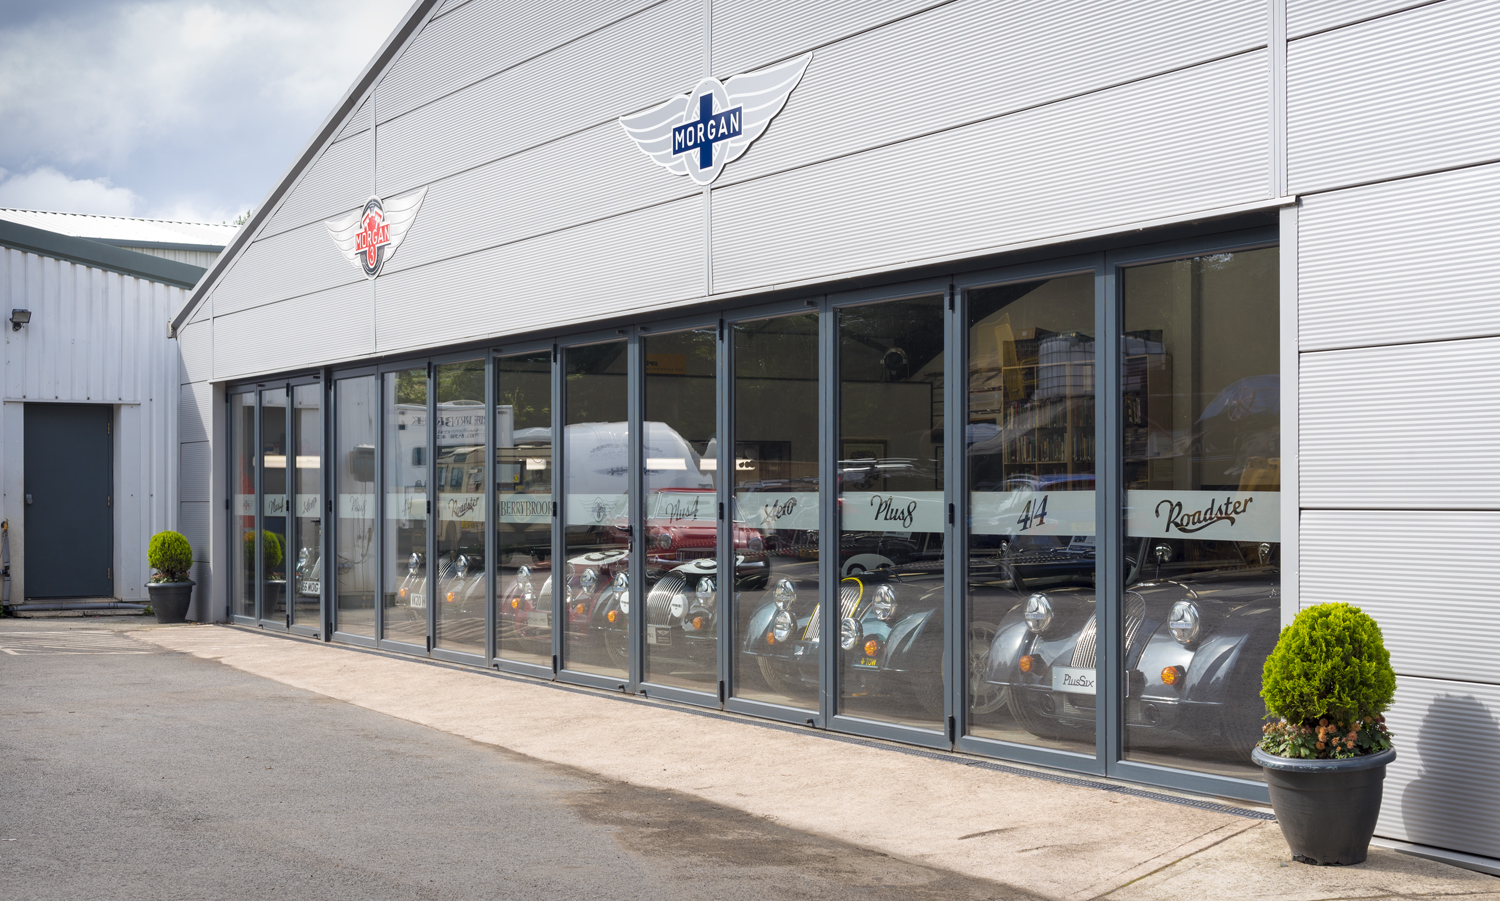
left=9, top=309, right=30, bottom=332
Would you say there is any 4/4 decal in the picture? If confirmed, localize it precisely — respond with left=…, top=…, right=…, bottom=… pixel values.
left=619, top=55, right=811, bottom=185
left=324, top=186, right=427, bottom=279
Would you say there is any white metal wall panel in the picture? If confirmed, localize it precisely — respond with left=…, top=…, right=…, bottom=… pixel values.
left=210, top=221, right=367, bottom=317
left=434, top=0, right=471, bottom=15
left=713, top=0, right=935, bottom=77
left=119, top=247, right=219, bottom=268
left=373, top=195, right=701, bottom=354
left=177, top=320, right=212, bottom=385
left=213, top=280, right=374, bottom=381
left=1300, top=162, right=1500, bottom=352
left=375, top=0, right=653, bottom=126
left=179, top=440, right=211, bottom=503
left=188, top=289, right=212, bottom=324
left=1287, top=0, right=1432, bottom=38
left=336, top=95, right=372, bottom=141
left=1377, top=676, right=1500, bottom=860
left=0, top=250, right=186, bottom=403
left=179, top=498, right=211, bottom=617
left=382, top=121, right=695, bottom=276
left=1301, top=510, right=1500, bottom=683
left=179, top=382, right=211, bottom=444
left=1301, top=337, right=1500, bottom=509
left=375, top=0, right=699, bottom=197
left=713, top=52, right=1270, bottom=294
left=719, top=0, right=1265, bottom=187
left=259, top=133, right=373, bottom=240
left=1288, top=0, right=1500, bottom=194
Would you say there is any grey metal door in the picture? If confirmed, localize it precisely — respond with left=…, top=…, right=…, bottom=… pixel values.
left=23, top=403, right=113, bottom=598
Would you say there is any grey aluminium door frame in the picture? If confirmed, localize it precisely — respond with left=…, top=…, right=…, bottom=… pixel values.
left=721, top=296, right=828, bottom=728
left=635, top=310, right=722, bottom=710
left=329, top=364, right=379, bottom=649
left=949, top=253, right=1106, bottom=775
left=824, top=277, right=952, bottom=752
left=374, top=356, right=433, bottom=657
left=554, top=325, right=636, bottom=693
left=285, top=372, right=322, bottom=639
left=489, top=339, right=557, bottom=681
left=256, top=384, right=288, bottom=633
left=428, top=347, right=489, bottom=668
left=227, top=385, right=256, bottom=626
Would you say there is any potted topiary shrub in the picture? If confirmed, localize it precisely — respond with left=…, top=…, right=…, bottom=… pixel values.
left=147, top=530, right=195, bottom=624
left=243, top=530, right=285, bottom=613
left=1252, top=602, right=1396, bottom=865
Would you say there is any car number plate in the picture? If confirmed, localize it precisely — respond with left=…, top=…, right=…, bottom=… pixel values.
left=647, top=625, right=672, bottom=646
left=1052, top=666, right=1096, bottom=695
left=526, top=611, right=551, bottom=628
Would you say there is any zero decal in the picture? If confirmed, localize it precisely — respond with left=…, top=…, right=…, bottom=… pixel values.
left=324, top=186, right=428, bottom=279
left=619, top=54, right=812, bottom=185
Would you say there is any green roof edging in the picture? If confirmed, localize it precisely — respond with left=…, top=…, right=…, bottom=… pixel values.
left=0, top=219, right=206, bottom=290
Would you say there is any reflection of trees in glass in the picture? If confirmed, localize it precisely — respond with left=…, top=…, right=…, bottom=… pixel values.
left=394, top=369, right=426, bottom=405
left=565, top=342, right=627, bottom=425
left=437, top=360, right=484, bottom=404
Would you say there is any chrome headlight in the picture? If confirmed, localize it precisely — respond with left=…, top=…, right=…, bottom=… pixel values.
left=771, top=609, right=795, bottom=642
left=581, top=568, right=598, bottom=591
left=870, top=585, right=897, bottom=622
left=696, top=578, right=715, bottom=601
left=668, top=594, right=687, bottom=619
left=407, top=552, right=421, bottom=576
left=655, top=531, right=673, bottom=550
left=748, top=535, right=764, bottom=553
left=612, top=571, right=628, bottom=592
left=1023, top=593, right=1054, bottom=634
left=839, top=617, right=862, bottom=651
left=455, top=555, right=471, bottom=578
left=774, top=578, right=796, bottom=609
left=1168, top=600, right=1201, bottom=645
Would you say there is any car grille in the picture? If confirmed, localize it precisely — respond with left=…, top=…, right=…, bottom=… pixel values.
left=803, top=581, right=862, bottom=641
left=675, top=548, right=715, bottom=561
left=647, top=573, right=686, bottom=622
left=1070, top=592, right=1146, bottom=668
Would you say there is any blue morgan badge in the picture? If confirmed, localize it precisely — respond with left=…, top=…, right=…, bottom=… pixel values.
left=619, top=54, right=811, bottom=186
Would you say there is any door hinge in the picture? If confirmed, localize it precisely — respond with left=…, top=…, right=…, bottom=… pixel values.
left=551, top=500, right=558, bottom=518
left=946, top=714, right=957, bottom=743
left=327, top=498, right=333, bottom=513
left=718, top=501, right=725, bottom=521
left=226, top=498, right=230, bottom=510
left=107, top=494, right=112, bottom=508
left=717, top=319, right=724, bottom=341
left=718, top=679, right=726, bottom=704
left=551, top=344, right=558, bottom=363
left=426, top=499, right=431, bottom=514
left=947, top=284, right=956, bottom=312
left=107, top=566, right=112, bottom=581
left=551, top=654, right=559, bottom=675
left=106, top=420, right=112, bottom=436
left=947, top=502, right=954, bottom=525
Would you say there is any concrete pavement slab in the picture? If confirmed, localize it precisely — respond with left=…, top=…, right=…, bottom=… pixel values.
left=124, top=623, right=1496, bottom=901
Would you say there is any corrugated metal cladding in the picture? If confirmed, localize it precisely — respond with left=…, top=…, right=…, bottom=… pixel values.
left=713, top=51, right=1269, bottom=292
left=259, top=134, right=373, bottom=239
left=0, top=246, right=181, bottom=602
left=1286, top=0, right=1430, bottom=37
left=210, top=220, right=367, bottom=318
left=1299, top=161, right=1500, bottom=352
left=1287, top=0, right=1500, bottom=194
left=213, top=279, right=372, bottom=381
left=1291, top=0, right=1500, bottom=864
left=121, top=247, right=219, bottom=268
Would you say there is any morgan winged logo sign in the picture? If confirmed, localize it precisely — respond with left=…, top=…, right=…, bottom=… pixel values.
left=324, top=186, right=427, bottom=279
left=620, top=54, right=812, bottom=185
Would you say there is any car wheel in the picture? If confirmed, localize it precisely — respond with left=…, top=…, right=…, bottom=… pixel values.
left=604, top=622, right=630, bottom=668
left=757, top=656, right=816, bottom=701
left=967, top=621, right=1009, bottom=717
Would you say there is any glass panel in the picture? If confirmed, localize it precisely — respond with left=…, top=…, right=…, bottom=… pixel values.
left=561, top=341, right=629, bottom=678
left=838, top=296, right=946, bottom=729
left=434, top=359, right=487, bottom=655
left=733, top=312, right=819, bottom=710
left=965, top=275, right=1099, bottom=755
left=335, top=376, right=377, bottom=637
left=1121, top=247, right=1280, bottom=779
left=291, top=383, right=323, bottom=628
left=384, top=368, right=429, bottom=646
left=495, top=352, right=553, bottom=666
left=260, top=388, right=288, bottom=623
left=232, top=393, right=257, bottom=619
left=637, top=327, right=718, bottom=692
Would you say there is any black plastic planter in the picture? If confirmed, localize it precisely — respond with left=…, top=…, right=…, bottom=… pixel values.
left=146, top=580, right=194, bottom=624
left=1253, top=746, right=1396, bottom=865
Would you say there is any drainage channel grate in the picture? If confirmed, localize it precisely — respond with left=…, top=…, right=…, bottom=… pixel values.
left=231, top=624, right=1276, bottom=822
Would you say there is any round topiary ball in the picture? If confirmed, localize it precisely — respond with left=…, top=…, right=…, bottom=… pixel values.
left=1261, top=602, right=1395, bottom=727
left=148, top=530, right=194, bottom=581
left=243, top=530, right=284, bottom=572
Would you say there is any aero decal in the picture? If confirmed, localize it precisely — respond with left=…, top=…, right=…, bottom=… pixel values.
left=620, top=54, right=812, bottom=186
left=324, top=186, right=428, bottom=279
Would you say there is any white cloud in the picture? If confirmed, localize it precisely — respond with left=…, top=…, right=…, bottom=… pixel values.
left=0, top=166, right=141, bottom=216
left=0, top=0, right=408, bottom=219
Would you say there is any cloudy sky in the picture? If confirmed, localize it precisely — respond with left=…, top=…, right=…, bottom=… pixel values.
left=0, top=0, right=411, bottom=224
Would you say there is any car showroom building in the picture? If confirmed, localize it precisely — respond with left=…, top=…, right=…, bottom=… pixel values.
left=172, top=0, right=1500, bottom=873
